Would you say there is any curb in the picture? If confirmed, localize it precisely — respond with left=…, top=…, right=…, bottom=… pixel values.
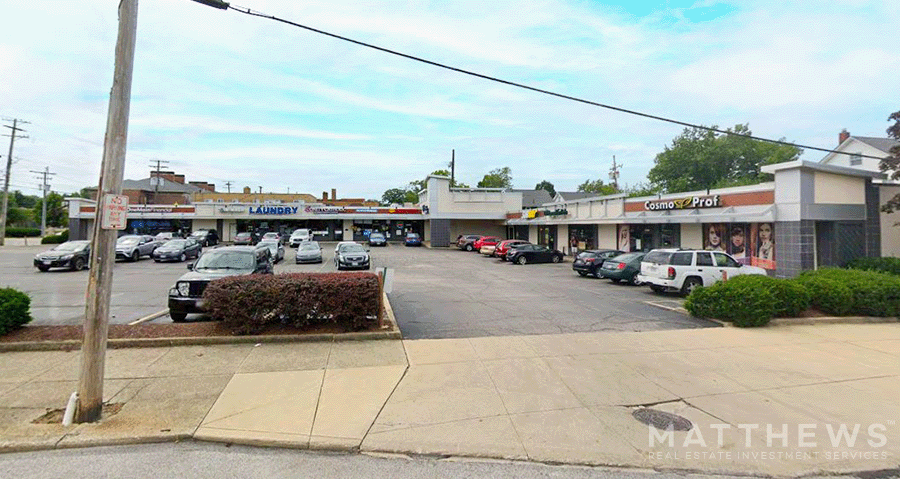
left=770, top=315, right=900, bottom=326
left=0, top=294, right=403, bottom=353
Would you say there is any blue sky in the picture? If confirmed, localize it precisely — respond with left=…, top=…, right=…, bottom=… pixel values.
left=0, top=0, right=896, bottom=200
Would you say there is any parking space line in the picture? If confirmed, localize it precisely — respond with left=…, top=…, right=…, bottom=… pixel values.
left=128, top=309, right=169, bottom=325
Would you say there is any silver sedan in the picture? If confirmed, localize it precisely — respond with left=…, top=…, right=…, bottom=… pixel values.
left=295, top=241, right=323, bottom=264
left=258, top=239, right=285, bottom=264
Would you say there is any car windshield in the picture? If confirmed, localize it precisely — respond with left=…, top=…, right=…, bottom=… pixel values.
left=190, top=231, right=205, bottom=237
left=263, top=233, right=278, bottom=239
left=52, top=242, right=84, bottom=252
left=643, top=251, right=673, bottom=264
left=164, top=240, right=187, bottom=248
left=370, top=233, right=385, bottom=239
left=300, top=243, right=319, bottom=251
left=613, top=252, right=644, bottom=262
left=236, top=233, right=250, bottom=238
left=194, top=252, right=254, bottom=270
left=340, top=244, right=366, bottom=254
left=406, top=233, right=419, bottom=238
left=117, top=236, right=139, bottom=244
left=577, top=252, right=597, bottom=259
left=260, top=239, right=278, bottom=246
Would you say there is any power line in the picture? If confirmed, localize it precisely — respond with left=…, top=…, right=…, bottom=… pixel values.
left=218, top=3, right=884, bottom=161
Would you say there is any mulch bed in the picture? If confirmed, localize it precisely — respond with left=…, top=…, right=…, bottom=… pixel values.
left=1, top=318, right=385, bottom=343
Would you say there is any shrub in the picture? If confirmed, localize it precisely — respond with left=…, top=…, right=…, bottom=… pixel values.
left=203, top=273, right=381, bottom=335
left=0, top=288, right=32, bottom=335
left=847, top=257, right=900, bottom=276
left=768, top=278, right=811, bottom=317
left=684, top=275, right=777, bottom=327
left=41, top=230, right=69, bottom=244
left=5, top=227, right=40, bottom=238
left=794, top=268, right=900, bottom=317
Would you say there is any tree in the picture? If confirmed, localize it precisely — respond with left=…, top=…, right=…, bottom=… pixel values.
left=647, top=124, right=802, bottom=193
left=477, top=167, right=512, bottom=188
left=879, top=110, right=900, bottom=213
left=381, top=187, right=418, bottom=206
left=12, top=190, right=39, bottom=209
left=576, top=178, right=618, bottom=195
left=5, top=207, right=30, bottom=227
left=535, top=180, right=556, bottom=197
left=33, top=192, right=67, bottom=227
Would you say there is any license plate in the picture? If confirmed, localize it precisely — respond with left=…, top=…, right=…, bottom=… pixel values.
left=647, top=265, right=657, bottom=273
left=195, top=299, right=205, bottom=308
left=351, top=262, right=359, bottom=266
left=43, top=260, right=51, bottom=265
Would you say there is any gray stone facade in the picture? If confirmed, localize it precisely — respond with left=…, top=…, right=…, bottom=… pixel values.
left=429, top=219, right=451, bottom=247
left=774, top=220, right=815, bottom=278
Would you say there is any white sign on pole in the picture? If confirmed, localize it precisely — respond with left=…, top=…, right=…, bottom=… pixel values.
left=100, top=194, right=129, bottom=230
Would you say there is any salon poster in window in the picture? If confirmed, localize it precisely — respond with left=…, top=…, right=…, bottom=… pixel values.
left=750, top=222, right=776, bottom=270
left=703, top=223, right=727, bottom=252
left=617, top=225, right=630, bottom=252
left=727, top=223, right=751, bottom=265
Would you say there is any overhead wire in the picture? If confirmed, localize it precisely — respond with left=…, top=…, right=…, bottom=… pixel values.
left=225, top=3, right=885, bottom=161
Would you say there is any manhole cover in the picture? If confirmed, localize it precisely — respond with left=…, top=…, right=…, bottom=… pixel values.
left=632, top=408, right=693, bottom=431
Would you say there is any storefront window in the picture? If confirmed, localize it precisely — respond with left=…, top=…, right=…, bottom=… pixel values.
left=569, top=225, right=596, bottom=251
left=701, top=222, right=775, bottom=270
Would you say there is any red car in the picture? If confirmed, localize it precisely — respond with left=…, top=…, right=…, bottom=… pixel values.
left=495, top=239, right=529, bottom=260
left=473, top=236, right=501, bottom=251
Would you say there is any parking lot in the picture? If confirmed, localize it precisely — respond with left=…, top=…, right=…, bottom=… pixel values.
left=1, top=243, right=716, bottom=337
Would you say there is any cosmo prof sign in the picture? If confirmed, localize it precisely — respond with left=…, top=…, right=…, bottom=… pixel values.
left=645, top=195, right=721, bottom=211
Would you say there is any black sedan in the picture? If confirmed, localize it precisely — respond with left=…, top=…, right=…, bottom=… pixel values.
left=572, top=249, right=624, bottom=278
left=33, top=240, right=91, bottom=272
left=152, top=238, right=202, bottom=262
left=599, top=252, right=647, bottom=285
left=508, top=244, right=564, bottom=265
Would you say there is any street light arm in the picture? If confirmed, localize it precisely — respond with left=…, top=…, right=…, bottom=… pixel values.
left=190, top=0, right=229, bottom=9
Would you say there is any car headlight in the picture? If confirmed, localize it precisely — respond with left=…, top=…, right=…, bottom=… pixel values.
left=175, top=282, right=190, bottom=296
left=60, top=254, right=74, bottom=260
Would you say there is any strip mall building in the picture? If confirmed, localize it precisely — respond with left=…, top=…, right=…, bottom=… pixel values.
left=67, top=158, right=899, bottom=279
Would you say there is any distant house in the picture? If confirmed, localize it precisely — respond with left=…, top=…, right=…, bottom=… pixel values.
left=511, top=189, right=553, bottom=209
left=84, top=171, right=205, bottom=205
left=552, top=191, right=599, bottom=203
left=819, top=129, right=899, bottom=173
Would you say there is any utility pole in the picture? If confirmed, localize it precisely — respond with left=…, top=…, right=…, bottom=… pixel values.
left=148, top=159, right=168, bottom=204
left=258, top=186, right=263, bottom=194
left=76, top=0, right=138, bottom=423
left=30, top=167, right=56, bottom=237
left=0, top=118, right=29, bottom=246
left=609, top=155, right=620, bottom=191
left=450, top=149, right=455, bottom=187
left=224, top=181, right=232, bottom=193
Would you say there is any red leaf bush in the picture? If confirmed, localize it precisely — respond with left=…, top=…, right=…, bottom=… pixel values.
left=202, top=273, right=380, bottom=335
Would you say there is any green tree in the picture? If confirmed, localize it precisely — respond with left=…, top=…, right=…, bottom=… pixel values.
left=879, top=110, right=900, bottom=213
left=33, top=192, right=67, bottom=227
left=576, top=178, right=618, bottom=195
left=12, top=190, right=39, bottom=209
left=381, top=187, right=418, bottom=206
left=535, top=180, right=556, bottom=197
left=477, top=167, right=512, bottom=188
left=5, top=207, right=30, bottom=227
left=648, top=124, right=802, bottom=193
left=623, top=182, right=661, bottom=198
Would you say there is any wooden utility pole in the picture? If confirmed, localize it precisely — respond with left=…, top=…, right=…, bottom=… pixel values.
left=609, top=155, right=620, bottom=191
left=76, top=0, right=138, bottom=423
left=30, top=167, right=56, bottom=237
left=450, top=149, right=455, bottom=187
left=0, top=118, right=29, bottom=246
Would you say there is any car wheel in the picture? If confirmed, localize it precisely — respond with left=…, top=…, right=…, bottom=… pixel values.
left=179, top=253, right=186, bottom=262
left=517, top=256, right=527, bottom=265
left=465, top=244, right=473, bottom=251
left=37, top=265, right=50, bottom=272
left=681, top=277, right=702, bottom=296
left=577, top=271, right=587, bottom=277
left=594, top=270, right=604, bottom=279
left=629, top=273, right=643, bottom=286
left=551, top=254, right=561, bottom=263
left=170, top=311, right=187, bottom=322
left=72, top=257, right=86, bottom=271
left=130, top=250, right=139, bottom=262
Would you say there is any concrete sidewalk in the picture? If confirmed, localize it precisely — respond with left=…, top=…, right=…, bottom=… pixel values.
left=1, top=324, right=897, bottom=477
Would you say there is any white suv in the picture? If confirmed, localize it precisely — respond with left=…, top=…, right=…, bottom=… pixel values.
left=289, top=229, right=311, bottom=247
left=637, top=249, right=767, bottom=295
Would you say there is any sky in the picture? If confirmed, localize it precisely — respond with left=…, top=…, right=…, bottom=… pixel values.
left=0, top=0, right=896, bottom=201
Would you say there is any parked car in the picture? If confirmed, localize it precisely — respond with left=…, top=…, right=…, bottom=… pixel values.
left=189, top=229, right=219, bottom=247
left=261, top=232, right=286, bottom=245
left=368, top=232, right=388, bottom=247
left=457, top=234, right=483, bottom=251
left=495, top=239, right=529, bottom=260
left=115, top=235, right=159, bottom=262
left=334, top=241, right=357, bottom=253
left=404, top=232, right=422, bottom=246
left=258, top=238, right=285, bottom=263
left=335, top=242, right=370, bottom=270
left=508, top=244, right=564, bottom=265
left=598, top=252, right=646, bottom=285
left=473, top=236, right=501, bottom=252
left=295, top=241, right=323, bottom=264
left=167, top=246, right=273, bottom=322
left=571, top=249, right=624, bottom=278
left=289, top=228, right=311, bottom=247
left=233, top=232, right=259, bottom=246
left=154, top=231, right=181, bottom=242
left=152, top=238, right=202, bottom=263
left=33, top=240, right=91, bottom=272
left=638, top=249, right=767, bottom=295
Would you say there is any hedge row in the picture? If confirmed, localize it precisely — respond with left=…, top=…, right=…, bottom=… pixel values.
left=0, top=288, right=32, bottom=336
left=685, top=268, right=900, bottom=327
left=203, top=272, right=380, bottom=335
left=41, top=230, right=69, bottom=244
left=847, top=256, right=900, bottom=276
left=5, top=227, right=40, bottom=238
